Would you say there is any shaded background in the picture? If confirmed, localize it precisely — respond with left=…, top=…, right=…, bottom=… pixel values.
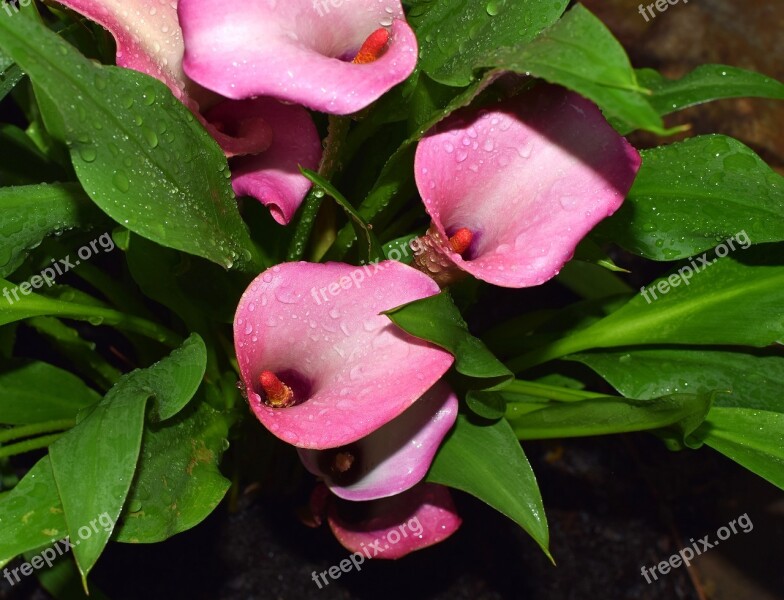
left=2, top=0, right=783, bottom=598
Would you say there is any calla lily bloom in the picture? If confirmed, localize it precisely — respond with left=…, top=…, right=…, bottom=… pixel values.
left=54, top=0, right=321, bottom=223
left=178, top=0, right=418, bottom=115
left=234, top=262, right=454, bottom=449
left=310, top=482, right=462, bottom=559
left=298, top=382, right=457, bottom=501
left=413, top=85, right=642, bottom=288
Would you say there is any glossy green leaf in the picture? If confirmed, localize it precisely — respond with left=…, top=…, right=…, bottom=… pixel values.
left=0, top=12, right=261, bottom=271
left=0, top=457, right=67, bottom=564
left=48, top=334, right=206, bottom=579
left=0, top=48, right=22, bottom=101
left=0, top=183, right=102, bottom=277
left=571, top=348, right=784, bottom=485
left=0, top=360, right=100, bottom=424
left=698, top=408, right=784, bottom=491
left=638, top=65, right=784, bottom=119
left=508, top=392, right=713, bottom=442
left=385, top=292, right=512, bottom=386
left=598, top=135, right=784, bottom=261
left=465, top=390, right=506, bottom=420
left=0, top=276, right=181, bottom=347
left=570, top=348, right=784, bottom=412
left=114, top=401, right=230, bottom=543
left=508, top=248, right=784, bottom=371
left=478, top=4, right=668, bottom=134
left=427, top=415, right=549, bottom=557
left=410, top=0, right=568, bottom=87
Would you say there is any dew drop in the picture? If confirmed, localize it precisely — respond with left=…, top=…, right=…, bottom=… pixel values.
left=112, top=170, right=131, bottom=193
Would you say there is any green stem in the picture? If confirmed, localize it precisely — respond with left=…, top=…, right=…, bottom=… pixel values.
left=0, top=433, right=63, bottom=459
left=503, top=380, right=610, bottom=402
left=287, top=115, right=351, bottom=261
left=0, top=419, right=75, bottom=444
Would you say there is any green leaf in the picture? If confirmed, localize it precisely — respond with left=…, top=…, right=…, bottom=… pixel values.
left=410, top=0, right=568, bottom=87
left=0, top=183, right=102, bottom=277
left=114, top=401, right=230, bottom=543
left=0, top=48, right=23, bottom=101
left=508, top=392, right=714, bottom=443
left=598, top=135, right=784, bottom=261
left=698, top=408, right=784, bottom=491
left=556, top=261, right=632, bottom=302
left=508, top=248, right=784, bottom=371
left=385, top=292, right=512, bottom=387
left=0, top=12, right=261, bottom=271
left=48, top=334, right=206, bottom=579
left=465, top=390, right=506, bottom=420
left=570, top=348, right=784, bottom=484
left=27, top=317, right=121, bottom=391
left=637, top=65, right=784, bottom=120
left=427, top=415, right=549, bottom=557
left=570, top=348, right=784, bottom=412
left=478, top=4, right=669, bottom=134
left=0, top=276, right=181, bottom=347
left=0, top=360, right=100, bottom=424
left=34, top=554, right=110, bottom=600
left=0, top=124, right=69, bottom=186
left=300, top=168, right=384, bottom=262
left=0, top=457, right=67, bottom=564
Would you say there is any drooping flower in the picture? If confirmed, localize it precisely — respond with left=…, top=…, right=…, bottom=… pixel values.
left=178, top=0, right=418, bottom=115
left=54, top=0, right=321, bottom=223
left=234, top=262, right=454, bottom=449
left=310, top=482, right=462, bottom=559
left=298, top=381, right=457, bottom=501
left=413, top=85, right=642, bottom=288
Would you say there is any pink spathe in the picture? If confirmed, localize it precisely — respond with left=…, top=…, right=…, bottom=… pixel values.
left=234, top=262, right=454, bottom=449
left=179, top=0, right=418, bottom=114
left=298, top=382, right=458, bottom=500
left=414, top=85, right=642, bottom=288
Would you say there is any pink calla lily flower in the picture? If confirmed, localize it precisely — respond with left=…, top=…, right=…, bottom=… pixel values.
left=54, top=0, right=321, bottom=223
left=310, top=482, right=462, bottom=559
left=206, top=97, right=322, bottom=224
left=178, top=0, right=418, bottom=115
left=413, top=85, right=642, bottom=288
left=298, top=382, right=457, bottom=501
left=234, top=262, right=454, bottom=449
